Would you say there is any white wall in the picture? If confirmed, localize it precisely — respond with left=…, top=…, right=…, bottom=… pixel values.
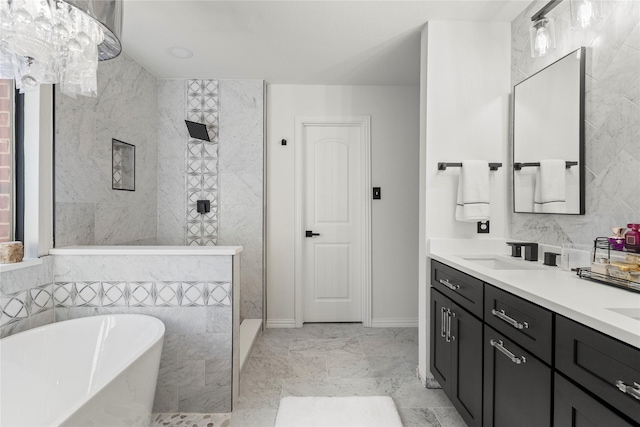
left=267, top=85, right=420, bottom=327
left=417, top=22, right=511, bottom=381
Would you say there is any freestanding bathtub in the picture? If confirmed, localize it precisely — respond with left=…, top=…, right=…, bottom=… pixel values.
left=0, top=314, right=165, bottom=427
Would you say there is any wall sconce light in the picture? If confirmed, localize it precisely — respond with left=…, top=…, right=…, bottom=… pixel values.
left=529, top=0, right=563, bottom=58
left=570, top=0, right=600, bottom=30
left=530, top=16, right=556, bottom=58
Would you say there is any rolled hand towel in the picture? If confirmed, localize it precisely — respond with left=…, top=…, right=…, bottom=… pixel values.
left=455, top=160, right=491, bottom=222
left=534, top=159, right=566, bottom=213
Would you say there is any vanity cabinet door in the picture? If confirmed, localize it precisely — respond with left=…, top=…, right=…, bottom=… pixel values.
left=430, top=288, right=452, bottom=394
left=554, top=374, right=636, bottom=427
left=430, top=289, right=483, bottom=427
left=483, top=325, right=552, bottom=427
left=450, top=301, right=483, bottom=427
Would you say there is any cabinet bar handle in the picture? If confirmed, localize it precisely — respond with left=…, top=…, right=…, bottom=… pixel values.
left=491, top=309, right=529, bottom=330
left=440, top=307, right=447, bottom=338
left=490, top=339, right=526, bottom=365
left=616, top=380, right=640, bottom=401
left=439, top=279, right=460, bottom=291
left=445, top=310, right=452, bottom=343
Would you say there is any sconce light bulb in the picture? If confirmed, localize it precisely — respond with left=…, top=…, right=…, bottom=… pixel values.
left=577, top=1, right=594, bottom=28
left=535, top=27, right=550, bottom=56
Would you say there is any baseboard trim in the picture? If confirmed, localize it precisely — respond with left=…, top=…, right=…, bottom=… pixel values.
left=266, top=319, right=296, bottom=328
left=371, top=318, right=419, bottom=328
left=417, top=366, right=441, bottom=389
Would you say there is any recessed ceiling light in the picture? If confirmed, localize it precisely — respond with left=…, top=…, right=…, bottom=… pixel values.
left=166, top=46, right=193, bottom=59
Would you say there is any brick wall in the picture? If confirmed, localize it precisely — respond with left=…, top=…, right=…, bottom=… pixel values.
left=0, top=79, right=12, bottom=242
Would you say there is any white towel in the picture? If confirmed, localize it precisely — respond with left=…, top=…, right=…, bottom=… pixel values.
left=455, top=160, right=491, bottom=222
left=534, top=159, right=566, bottom=213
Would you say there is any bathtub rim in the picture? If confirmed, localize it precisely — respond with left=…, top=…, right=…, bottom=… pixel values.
left=0, top=314, right=165, bottom=427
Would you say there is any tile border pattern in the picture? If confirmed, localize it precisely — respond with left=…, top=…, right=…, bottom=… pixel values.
left=1, top=281, right=231, bottom=326
left=186, top=79, right=220, bottom=246
left=1, top=284, right=53, bottom=328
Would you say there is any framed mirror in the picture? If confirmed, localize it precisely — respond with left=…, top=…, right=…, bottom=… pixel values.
left=513, top=47, right=585, bottom=214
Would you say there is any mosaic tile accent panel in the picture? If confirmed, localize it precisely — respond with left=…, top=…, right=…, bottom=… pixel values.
left=1, top=284, right=53, bottom=327
left=186, top=79, right=219, bottom=247
left=52, top=281, right=232, bottom=308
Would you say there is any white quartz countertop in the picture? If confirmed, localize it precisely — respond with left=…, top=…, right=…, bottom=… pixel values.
left=429, top=239, right=640, bottom=349
left=49, top=245, right=243, bottom=256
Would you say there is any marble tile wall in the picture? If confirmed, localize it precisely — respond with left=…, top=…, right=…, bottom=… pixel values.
left=157, top=80, right=187, bottom=245
left=0, top=257, right=55, bottom=338
left=54, top=52, right=159, bottom=247
left=509, top=0, right=640, bottom=245
left=51, top=253, right=240, bottom=413
left=217, top=80, right=264, bottom=321
left=157, top=79, right=265, bottom=321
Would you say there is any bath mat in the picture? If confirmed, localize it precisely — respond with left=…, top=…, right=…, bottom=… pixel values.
left=274, top=396, right=403, bottom=427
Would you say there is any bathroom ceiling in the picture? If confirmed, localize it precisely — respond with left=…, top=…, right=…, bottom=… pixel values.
left=121, top=0, right=532, bottom=85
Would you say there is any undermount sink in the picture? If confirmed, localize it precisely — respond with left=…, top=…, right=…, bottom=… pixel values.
left=461, top=256, right=543, bottom=270
left=607, top=308, right=640, bottom=321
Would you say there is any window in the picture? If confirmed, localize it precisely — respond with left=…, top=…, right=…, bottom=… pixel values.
left=0, top=79, right=12, bottom=243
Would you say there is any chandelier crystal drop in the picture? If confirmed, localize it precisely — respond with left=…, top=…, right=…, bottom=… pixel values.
left=0, top=0, right=121, bottom=98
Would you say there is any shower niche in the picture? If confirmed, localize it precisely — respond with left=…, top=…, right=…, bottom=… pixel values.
left=112, top=139, right=135, bottom=191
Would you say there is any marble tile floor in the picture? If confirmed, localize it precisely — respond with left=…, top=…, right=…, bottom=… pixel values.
left=152, top=323, right=467, bottom=427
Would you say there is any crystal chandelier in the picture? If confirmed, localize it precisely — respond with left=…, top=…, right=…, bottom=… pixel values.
left=0, top=0, right=122, bottom=97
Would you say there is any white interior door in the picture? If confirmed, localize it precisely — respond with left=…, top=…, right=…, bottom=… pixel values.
left=302, top=123, right=363, bottom=322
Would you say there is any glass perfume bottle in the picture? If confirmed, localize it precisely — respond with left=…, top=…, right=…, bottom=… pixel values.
left=608, top=227, right=626, bottom=251
left=624, top=223, right=640, bottom=253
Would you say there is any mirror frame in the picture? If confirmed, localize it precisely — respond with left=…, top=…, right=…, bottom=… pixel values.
left=512, top=47, right=586, bottom=215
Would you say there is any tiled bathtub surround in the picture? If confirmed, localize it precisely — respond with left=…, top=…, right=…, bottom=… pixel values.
left=0, top=256, right=55, bottom=338
left=52, top=281, right=231, bottom=308
left=187, top=79, right=220, bottom=246
left=49, top=249, right=241, bottom=413
left=0, top=284, right=54, bottom=335
left=509, top=0, right=640, bottom=245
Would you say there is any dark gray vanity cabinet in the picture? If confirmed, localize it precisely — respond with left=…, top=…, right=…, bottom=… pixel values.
left=431, top=261, right=484, bottom=427
left=430, top=259, right=640, bottom=427
left=554, top=374, right=636, bottom=427
left=555, top=315, right=640, bottom=425
left=483, top=325, right=552, bottom=427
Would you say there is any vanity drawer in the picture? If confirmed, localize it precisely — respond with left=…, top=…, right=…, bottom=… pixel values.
left=431, top=260, right=483, bottom=318
left=484, top=284, right=553, bottom=364
left=554, top=374, right=636, bottom=427
left=556, top=315, right=640, bottom=422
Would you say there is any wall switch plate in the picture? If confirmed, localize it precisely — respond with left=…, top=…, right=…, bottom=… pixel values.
left=477, top=221, right=490, bottom=233
left=373, top=187, right=381, bottom=200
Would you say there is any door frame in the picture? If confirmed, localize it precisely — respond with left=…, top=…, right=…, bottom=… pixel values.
left=294, top=115, right=372, bottom=327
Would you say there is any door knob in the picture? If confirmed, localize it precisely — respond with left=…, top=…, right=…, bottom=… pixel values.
left=305, top=230, right=320, bottom=238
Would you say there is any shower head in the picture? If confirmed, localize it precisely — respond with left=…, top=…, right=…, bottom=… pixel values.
left=185, top=120, right=210, bottom=142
